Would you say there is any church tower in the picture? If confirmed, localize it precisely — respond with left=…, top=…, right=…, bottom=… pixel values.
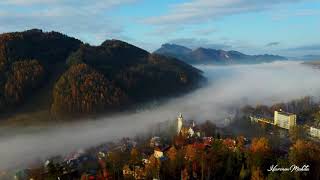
left=177, top=113, right=184, bottom=134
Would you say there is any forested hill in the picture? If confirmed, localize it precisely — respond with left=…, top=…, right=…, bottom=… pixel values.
left=0, top=29, right=204, bottom=118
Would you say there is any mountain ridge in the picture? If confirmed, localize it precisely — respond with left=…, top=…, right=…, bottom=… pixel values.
left=154, top=43, right=287, bottom=65
left=0, top=29, right=204, bottom=120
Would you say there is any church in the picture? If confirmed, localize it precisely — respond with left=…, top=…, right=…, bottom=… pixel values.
left=176, top=113, right=201, bottom=138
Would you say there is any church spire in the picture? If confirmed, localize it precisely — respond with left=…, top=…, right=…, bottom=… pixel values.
left=177, top=113, right=184, bottom=134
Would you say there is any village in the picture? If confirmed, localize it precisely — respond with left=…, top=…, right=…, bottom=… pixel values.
left=1, top=109, right=320, bottom=180
left=0, top=113, right=248, bottom=180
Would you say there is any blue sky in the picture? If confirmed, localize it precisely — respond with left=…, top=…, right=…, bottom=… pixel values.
left=0, top=0, right=319, bottom=56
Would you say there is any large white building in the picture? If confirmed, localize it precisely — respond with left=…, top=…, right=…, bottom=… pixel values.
left=274, top=110, right=297, bottom=130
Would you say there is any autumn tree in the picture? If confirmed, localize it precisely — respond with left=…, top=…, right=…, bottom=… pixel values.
left=266, top=158, right=295, bottom=180
left=200, top=120, right=216, bottom=137
left=248, top=137, right=272, bottom=175
left=288, top=140, right=320, bottom=179
left=254, top=105, right=272, bottom=117
left=236, top=136, right=246, bottom=150
left=107, top=151, right=128, bottom=179
left=162, top=146, right=180, bottom=179
left=4, top=60, right=45, bottom=105
left=129, top=147, right=141, bottom=166
left=167, top=146, right=177, bottom=161
left=0, top=29, right=81, bottom=69
left=205, top=140, right=231, bottom=179
left=0, top=29, right=204, bottom=116
left=239, top=164, right=249, bottom=180
left=289, top=125, right=307, bottom=142
left=312, top=110, right=320, bottom=127
left=51, top=63, right=128, bottom=115
left=270, top=103, right=286, bottom=112
left=145, top=155, right=161, bottom=179
left=250, top=167, right=264, bottom=180
left=250, top=137, right=270, bottom=154
left=0, top=29, right=81, bottom=113
left=185, top=144, right=197, bottom=162
left=174, top=134, right=187, bottom=147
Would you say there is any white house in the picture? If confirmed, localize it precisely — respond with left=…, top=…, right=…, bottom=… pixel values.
left=310, top=126, right=320, bottom=138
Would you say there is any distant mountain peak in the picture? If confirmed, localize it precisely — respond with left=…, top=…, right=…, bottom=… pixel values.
left=154, top=42, right=287, bottom=65
left=154, top=43, right=192, bottom=61
left=161, top=43, right=191, bottom=50
left=101, top=39, right=127, bottom=46
left=24, top=28, right=43, bottom=33
left=159, top=43, right=192, bottom=53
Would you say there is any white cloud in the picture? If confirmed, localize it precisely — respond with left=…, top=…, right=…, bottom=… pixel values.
left=144, top=0, right=308, bottom=25
left=193, top=27, right=218, bottom=35
left=0, top=0, right=137, bottom=7
left=0, top=0, right=57, bottom=6
left=0, top=0, right=139, bottom=45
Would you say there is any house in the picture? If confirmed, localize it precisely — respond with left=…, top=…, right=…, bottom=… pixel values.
left=122, top=165, right=132, bottom=177
left=153, top=148, right=164, bottom=159
left=97, top=151, right=107, bottom=160
left=188, top=126, right=195, bottom=137
left=203, top=137, right=213, bottom=146
left=274, top=110, right=297, bottom=130
left=310, top=126, right=320, bottom=138
left=142, top=158, right=150, bottom=165
left=150, top=136, right=161, bottom=148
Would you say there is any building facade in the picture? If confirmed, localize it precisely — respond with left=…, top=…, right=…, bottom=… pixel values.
left=250, top=116, right=274, bottom=125
left=310, top=127, right=320, bottom=138
left=274, top=110, right=297, bottom=130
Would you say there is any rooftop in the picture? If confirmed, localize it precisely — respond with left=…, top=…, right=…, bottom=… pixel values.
left=276, top=110, right=295, bottom=116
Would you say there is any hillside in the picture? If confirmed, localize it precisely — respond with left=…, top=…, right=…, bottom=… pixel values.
left=154, top=43, right=287, bottom=65
left=0, top=29, right=82, bottom=114
left=0, top=30, right=204, bottom=119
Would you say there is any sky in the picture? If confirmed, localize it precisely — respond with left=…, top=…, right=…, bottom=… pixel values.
left=0, top=0, right=319, bottom=56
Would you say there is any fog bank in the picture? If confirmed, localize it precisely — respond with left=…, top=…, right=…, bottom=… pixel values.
left=1, top=61, right=320, bottom=170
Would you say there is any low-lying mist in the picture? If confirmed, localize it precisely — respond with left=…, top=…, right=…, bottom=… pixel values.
left=1, top=61, right=320, bottom=170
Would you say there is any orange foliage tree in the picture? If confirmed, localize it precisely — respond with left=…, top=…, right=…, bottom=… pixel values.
left=51, top=63, right=128, bottom=115
left=288, top=140, right=320, bottom=179
left=250, top=137, right=270, bottom=154
left=250, top=167, right=264, bottom=180
left=4, top=60, right=45, bottom=105
left=248, top=137, right=271, bottom=175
